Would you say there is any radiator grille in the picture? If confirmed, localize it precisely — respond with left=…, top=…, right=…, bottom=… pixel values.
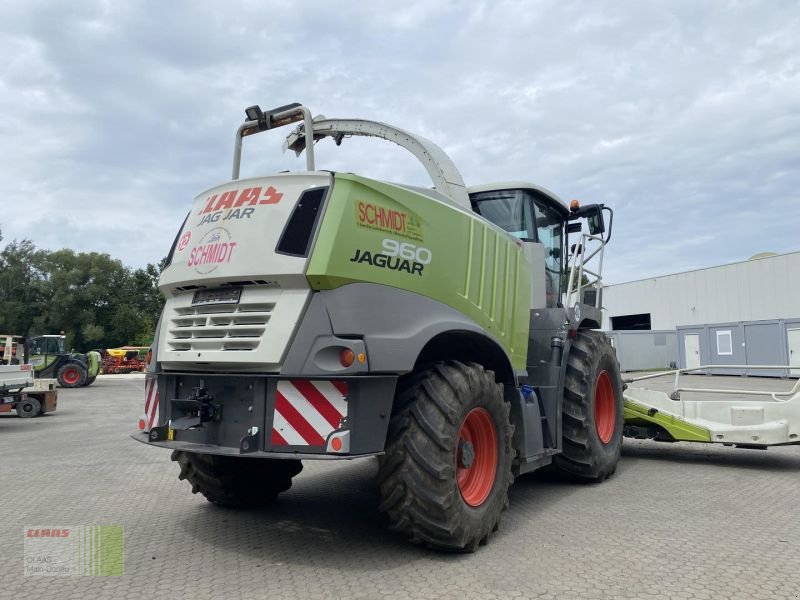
left=167, top=302, right=275, bottom=352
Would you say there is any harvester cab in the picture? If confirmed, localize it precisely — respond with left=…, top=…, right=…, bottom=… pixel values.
left=137, top=103, right=625, bottom=552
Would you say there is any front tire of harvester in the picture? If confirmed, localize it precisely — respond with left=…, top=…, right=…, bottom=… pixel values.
left=16, top=397, right=41, bottom=418
left=550, top=330, right=623, bottom=482
left=376, top=361, right=514, bottom=552
left=57, top=363, right=86, bottom=388
left=171, top=451, right=302, bottom=508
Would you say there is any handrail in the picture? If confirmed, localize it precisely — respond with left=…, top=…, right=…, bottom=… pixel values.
left=624, top=364, right=800, bottom=402
left=232, top=105, right=316, bottom=179
left=565, top=232, right=605, bottom=310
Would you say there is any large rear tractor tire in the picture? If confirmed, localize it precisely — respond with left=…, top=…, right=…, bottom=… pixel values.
left=550, top=330, right=623, bottom=482
left=57, top=363, right=87, bottom=388
left=16, top=396, right=41, bottom=418
left=172, top=451, right=302, bottom=508
left=377, top=361, right=514, bottom=552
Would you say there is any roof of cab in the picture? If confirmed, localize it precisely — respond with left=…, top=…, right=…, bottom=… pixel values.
left=467, top=181, right=570, bottom=216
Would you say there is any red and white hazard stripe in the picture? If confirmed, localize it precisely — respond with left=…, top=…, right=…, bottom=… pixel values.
left=139, top=376, right=160, bottom=432
left=271, top=380, right=348, bottom=446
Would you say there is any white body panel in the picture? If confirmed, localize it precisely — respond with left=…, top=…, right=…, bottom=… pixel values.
left=157, top=172, right=331, bottom=370
left=23, top=378, right=57, bottom=392
left=0, top=364, right=34, bottom=391
left=625, top=386, right=800, bottom=446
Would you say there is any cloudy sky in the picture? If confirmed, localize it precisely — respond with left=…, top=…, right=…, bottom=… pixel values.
left=1, top=0, right=798, bottom=283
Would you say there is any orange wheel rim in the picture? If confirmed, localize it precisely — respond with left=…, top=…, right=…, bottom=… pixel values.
left=594, top=370, right=616, bottom=444
left=456, top=407, right=498, bottom=507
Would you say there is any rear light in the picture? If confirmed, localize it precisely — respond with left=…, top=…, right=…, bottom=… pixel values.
left=339, top=348, right=355, bottom=368
left=326, top=430, right=350, bottom=453
left=138, top=418, right=146, bottom=431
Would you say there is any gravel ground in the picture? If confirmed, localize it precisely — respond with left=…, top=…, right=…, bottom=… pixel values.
left=2, top=374, right=798, bottom=600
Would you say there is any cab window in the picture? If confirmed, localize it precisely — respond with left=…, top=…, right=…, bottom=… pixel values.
left=46, top=338, right=62, bottom=354
left=472, top=189, right=565, bottom=307
left=532, top=201, right=563, bottom=307
left=471, top=190, right=535, bottom=240
left=29, top=338, right=44, bottom=355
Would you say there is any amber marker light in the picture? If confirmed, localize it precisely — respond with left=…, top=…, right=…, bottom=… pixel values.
left=570, top=199, right=580, bottom=212
left=340, top=348, right=355, bottom=367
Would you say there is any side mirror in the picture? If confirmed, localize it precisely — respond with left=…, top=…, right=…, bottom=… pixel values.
left=569, top=202, right=612, bottom=241
left=587, top=206, right=605, bottom=236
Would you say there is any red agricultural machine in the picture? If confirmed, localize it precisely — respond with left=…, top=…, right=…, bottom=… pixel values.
left=100, top=347, right=148, bottom=374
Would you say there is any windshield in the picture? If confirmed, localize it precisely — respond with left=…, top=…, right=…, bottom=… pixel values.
left=472, top=190, right=534, bottom=240
left=471, top=189, right=565, bottom=307
left=44, top=337, right=65, bottom=354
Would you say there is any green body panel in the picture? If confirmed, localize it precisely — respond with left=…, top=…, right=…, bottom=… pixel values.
left=623, top=398, right=712, bottom=442
left=86, top=351, right=101, bottom=378
left=307, top=174, right=532, bottom=369
left=31, top=354, right=58, bottom=373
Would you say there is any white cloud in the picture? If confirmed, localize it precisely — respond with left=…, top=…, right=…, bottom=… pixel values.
left=0, top=0, right=798, bottom=285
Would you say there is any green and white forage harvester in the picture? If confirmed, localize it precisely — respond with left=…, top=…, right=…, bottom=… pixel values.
left=134, top=102, right=625, bottom=551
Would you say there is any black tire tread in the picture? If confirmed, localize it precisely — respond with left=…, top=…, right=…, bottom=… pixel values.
left=171, top=451, right=302, bottom=508
left=377, top=360, right=514, bottom=552
left=16, top=396, right=41, bottom=418
left=550, top=330, right=623, bottom=482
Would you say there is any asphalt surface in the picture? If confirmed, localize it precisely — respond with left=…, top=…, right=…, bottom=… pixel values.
left=2, top=374, right=799, bottom=600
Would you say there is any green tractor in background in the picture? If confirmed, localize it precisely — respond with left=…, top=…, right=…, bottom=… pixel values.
left=28, top=335, right=101, bottom=388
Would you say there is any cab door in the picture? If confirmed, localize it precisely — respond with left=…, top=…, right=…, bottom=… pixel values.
left=531, top=199, right=564, bottom=308
left=29, top=337, right=58, bottom=375
left=470, top=188, right=568, bottom=448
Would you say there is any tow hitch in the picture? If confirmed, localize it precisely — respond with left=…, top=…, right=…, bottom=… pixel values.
left=170, top=386, right=222, bottom=431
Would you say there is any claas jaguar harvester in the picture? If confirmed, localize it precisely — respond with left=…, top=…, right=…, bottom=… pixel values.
left=134, top=103, right=621, bottom=551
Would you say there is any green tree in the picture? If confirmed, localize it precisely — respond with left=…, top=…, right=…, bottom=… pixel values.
left=0, top=228, right=165, bottom=351
left=0, top=232, right=48, bottom=335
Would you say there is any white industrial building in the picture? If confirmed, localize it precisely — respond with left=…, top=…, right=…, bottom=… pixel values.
left=601, top=251, right=800, bottom=375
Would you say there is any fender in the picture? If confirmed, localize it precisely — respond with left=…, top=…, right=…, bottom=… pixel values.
left=282, top=283, right=516, bottom=382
